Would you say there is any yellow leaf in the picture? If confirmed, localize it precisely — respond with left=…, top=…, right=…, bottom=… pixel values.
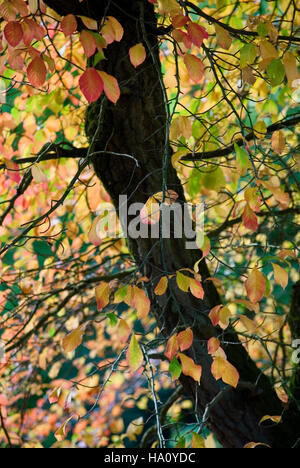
left=126, top=417, right=144, bottom=441
left=95, top=282, right=110, bottom=310
left=191, top=432, right=206, bottom=448
left=158, top=0, right=182, bottom=16
left=129, top=43, right=146, bottom=68
left=272, top=263, right=288, bottom=289
left=215, top=24, right=232, bottom=50
left=176, top=271, right=190, bottom=292
left=259, top=415, right=282, bottom=425
left=55, top=417, right=73, bottom=441
left=211, top=356, right=239, bottom=388
left=283, top=52, right=300, bottom=87
left=31, top=163, right=47, bottom=183
left=244, top=442, right=271, bottom=449
left=245, top=268, right=266, bottom=304
left=127, top=334, right=143, bottom=371
left=254, top=121, right=267, bottom=139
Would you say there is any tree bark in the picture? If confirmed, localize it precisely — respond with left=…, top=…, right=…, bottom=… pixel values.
left=45, top=0, right=300, bottom=448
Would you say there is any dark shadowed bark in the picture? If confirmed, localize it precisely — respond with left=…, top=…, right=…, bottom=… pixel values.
left=45, top=0, right=300, bottom=448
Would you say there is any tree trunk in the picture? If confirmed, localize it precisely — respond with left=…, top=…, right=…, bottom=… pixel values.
left=45, top=0, right=300, bottom=448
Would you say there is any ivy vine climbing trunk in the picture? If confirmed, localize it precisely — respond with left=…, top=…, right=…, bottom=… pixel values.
left=45, top=0, right=300, bottom=448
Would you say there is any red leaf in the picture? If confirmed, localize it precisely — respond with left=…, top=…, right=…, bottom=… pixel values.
left=242, top=203, right=258, bottom=231
left=187, top=22, right=208, bottom=47
left=80, top=30, right=97, bottom=57
left=4, top=21, right=23, bottom=47
left=27, top=57, right=47, bottom=88
left=79, top=68, right=104, bottom=103
left=61, top=14, right=77, bottom=36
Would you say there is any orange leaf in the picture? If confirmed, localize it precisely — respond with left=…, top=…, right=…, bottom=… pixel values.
left=211, top=356, right=239, bottom=388
left=184, top=53, right=205, bottom=83
left=27, top=56, right=47, bottom=88
left=80, top=30, right=97, bottom=57
left=62, top=324, right=86, bottom=353
left=95, top=282, right=110, bottom=310
left=154, top=276, right=168, bottom=296
left=245, top=268, right=266, bottom=303
left=165, top=334, right=179, bottom=361
left=98, top=71, right=120, bottom=104
left=178, top=353, right=202, bottom=382
left=61, top=14, right=77, bottom=36
left=4, top=21, right=23, bottom=47
left=189, top=278, right=204, bottom=299
left=129, top=43, right=147, bottom=68
left=207, top=337, right=220, bottom=355
left=209, top=304, right=222, bottom=326
left=131, top=286, right=150, bottom=319
left=178, top=327, right=193, bottom=352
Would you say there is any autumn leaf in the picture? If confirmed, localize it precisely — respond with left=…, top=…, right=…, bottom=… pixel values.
left=245, top=268, right=266, bottom=303
left=211, top=357, right=239, bottom=388
left=62, top=324, right=86, bottom=353
left=184, top=54, right=205, bottom=83
left=191, top=432, right=205, bottom=448
left=79, top=68, right=104, bottom=103
left=187, top=22, right=208, bottom=47
left=31, top=164, right=47, bottom=183
left=154, top=276, right=168, bottom=296
left=259, top=415, right=282, bottom=425
left=207, top=337, right=220, bottom=355
left=95, top=282, right=110, bottom=310
left=215, top=24, right=232, bottom=50
left=48, top=386, right=62, bottom=405
left=272, top=263, right=288, bottom=289
left=165, top=334, right=179, bottom=361
left=127, top=334, right=143, bottom=371
left=61, top=14, right=77, bottom=36
left=126, top=417, right=144, bottom=441
left=178, top=353, right=202, bottom=382
left=27, top=57, right=47, bottom=88
left=272, top=130, right=285, bottom=154
left=98, top=71, right=120, bottom=104
left=4, top=21, right=23, bottom=47
left=131, top=286, right=150, bottom=319
left=129, top=43, right=147, bottom=68
left=55, top=417, right=73, bottom=441
left=177, top=327, right=193, bottom=352
left=242, top=203, right=258, bottom=232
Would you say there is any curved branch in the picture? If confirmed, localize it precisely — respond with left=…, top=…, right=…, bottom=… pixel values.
left=181, top=115, right=300, bottom=161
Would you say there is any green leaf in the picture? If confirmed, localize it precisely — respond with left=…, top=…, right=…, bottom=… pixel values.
left=267, top=59, right=286, bottom=86
left=240, top=43, right=257, bottom=68
left=169, top=357, right=182, bottom=380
